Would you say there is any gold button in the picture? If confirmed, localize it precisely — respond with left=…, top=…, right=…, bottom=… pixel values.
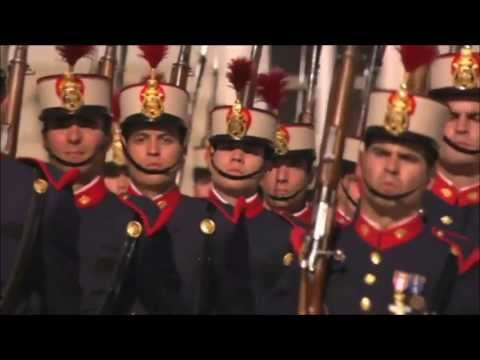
left=467, top=191, right=479, bottom=202
left=440, top=215, right=453, bottom=225
left=283, top=252, right=295, bottom=266
left=126, top=221, right=143, bottom=238
left=441, top=188, right=452, bottom=198
left=157, top=200, right=167, bottom=209
left=200, top=218, right=216, bottom=235
left=360, top=297, right=371, bottom=312
left=364, top=273, right=376, bottom=285
left=450, top=246, right=460, bottom=257
left=394, top=228, right=407, bottom=239
left=360, top=224, right=370, bottom=236
left=78, top=195, right=91, bottom=205
left=370, top=251, right=382, bottom=265
left=33, top=178, right=48, bottom=194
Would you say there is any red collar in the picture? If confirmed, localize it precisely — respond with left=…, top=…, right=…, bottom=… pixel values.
left=122, top=186, right=182, bottom=236
left=292, top=203, right=313, bottom=225
left=128, top=184, right=182, bottom=211
left=207, top=189, right=264, bottom=223
left=354, top=213, right=423, bottom=251
left=74, top=176, right=109, bottom=208
left=430, top=172, right=480, bottom=206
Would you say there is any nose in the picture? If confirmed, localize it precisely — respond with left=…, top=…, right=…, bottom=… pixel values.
left=384, top=154, right=400, bottom=175
left=147, top=138, right=160, bottom=155
left=275, top=164, right=289, bottom=184
left=230, top=148, right=245, bottom=163
left=454, top=113, right=470, bottom=134
left=66, top=124, right=82, bottom=144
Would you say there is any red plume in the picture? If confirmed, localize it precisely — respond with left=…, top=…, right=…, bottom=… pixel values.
left=257, top=67, right=289, bottom=110
left=227, top=57, right=254, bottom=93
left=400, top=46, right=438, bottom=73
left=56, top=45, right=95, bottom=68
left=138, top=45, right=168, bottom=69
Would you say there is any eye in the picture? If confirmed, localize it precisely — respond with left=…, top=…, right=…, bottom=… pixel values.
left=132, top=135, right=146, bottom=144
left=400, top=154, right=420, bottom=163
left=468, top=113, right=480, bottom=122
left=161, top=136, right=175, bottom=145
left=371, top=147, right=388, bottom=157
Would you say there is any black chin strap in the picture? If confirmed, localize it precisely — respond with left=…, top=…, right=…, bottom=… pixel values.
left=443, top=136, right=480, bottom=155
left=122, top=143, right=181, bottom=175
left=210, top=157, right=265, bottom=181
left=364, top=179, right=419, bottom=201
left=48, top=150, right=96, bottom=168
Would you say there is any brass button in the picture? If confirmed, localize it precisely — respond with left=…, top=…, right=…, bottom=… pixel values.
left=364, top=273, right=376, bottom=285
left=200, top=218, right=216, bottom=235
left=370, top=251, right=382, bottom=265
left=78, top=194, right=91, bottom=206
left=450, top=246, right=460, bottom=257
left=157, top=200, right=167, bottom=209
left=360, top=297, right=371, bottom=312
left=126, top=221, right=143, bottom=238
left=467, top=191, right=479, bottom=202
left=360, top=224, right=370, bottom=237
left=440, top=216, right=453, bottom=225
left=283, top=252, right=295, bottom=266
left=394, top=228, right=407, bottom=239
left=441, top=188, right=452, bottom=198
left=33, top=178, right=48, bottom=194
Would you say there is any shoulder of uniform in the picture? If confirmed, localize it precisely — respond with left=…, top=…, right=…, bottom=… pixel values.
left=17, top=157, right=79, bottom=191
left=432, top=226, right=480, bottom=275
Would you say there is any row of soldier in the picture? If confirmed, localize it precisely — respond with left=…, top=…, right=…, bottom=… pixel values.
left=0, top=45, right=478, bottom=314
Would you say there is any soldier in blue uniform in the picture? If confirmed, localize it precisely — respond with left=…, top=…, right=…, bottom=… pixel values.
left=261, top=122, right=316, bottom=228
left=1, top=155, right=82, bottom=314
left=115, top=45, right=213, bottom=314
left=200, top=60, right=303, bottom=314
left=324, top=84, right=475, bottom=314
left=36, top=46, right=153, bottom=314
left=422, top=46, right=479, bottom=313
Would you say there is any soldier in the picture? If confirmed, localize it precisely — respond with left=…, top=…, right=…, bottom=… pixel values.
left=103, top=161, right=130, bottom=196
left=260, top=122, right=315, bottom=228
left=324, top=82, right=476, bottom=314
left=117, top=45, right=213, bottom=314
left=37, top=46, right=153, bottom=314
left=423, top=46, right=479, bottom=313
left=201, top=57, right=303, bottom=314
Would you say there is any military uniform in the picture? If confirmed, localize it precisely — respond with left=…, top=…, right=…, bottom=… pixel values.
left=203, top=188, right=301, bottom=314
left=422, top=46, right=480, bottom=313
left=325, top=213, right=470, bottom=314
left=201, top=60, right=303, bottom=314
left=35, top=47, right=156, bottom=314
left=1, top=156, right=81, bottom=314
left=115, top=46, right=214, bottom=314
left=324, top=79, right=469, bottom=314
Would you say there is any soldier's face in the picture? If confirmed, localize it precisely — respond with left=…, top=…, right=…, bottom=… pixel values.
left=360, top=142, right=431, bottom=211
left=124, top=126, right=184, bottom=191
left=440, top=100, right=480, bottom=167
left=261, top=155, right=311, bottom=211
left=44, top=119, right=109, bottom=174
left=104, top=174, right=130, bottom=196
left=208, top=141, right=267, bottom=197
